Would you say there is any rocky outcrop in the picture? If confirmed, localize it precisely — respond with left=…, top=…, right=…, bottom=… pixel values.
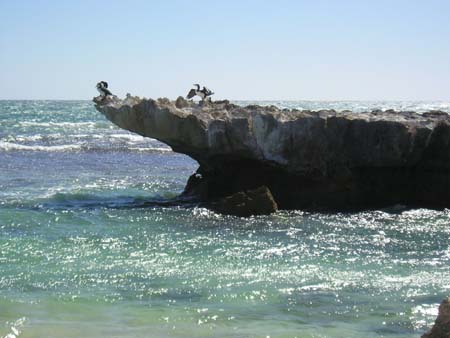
left=422, top=298, right=450, bottom=338
left=94, top=95, right=450, bottom=213
left=210, top=186, right=278, bottom=217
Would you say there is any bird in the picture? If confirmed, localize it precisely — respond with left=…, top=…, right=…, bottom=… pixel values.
left=186, top=84, right=214, bottom=101
left=96, top=81, right=113, bottom=98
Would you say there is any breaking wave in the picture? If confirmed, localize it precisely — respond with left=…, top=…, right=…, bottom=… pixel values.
left=0, top=141, right=82, bottom=152
left=0, top=140, right=171, bottom=153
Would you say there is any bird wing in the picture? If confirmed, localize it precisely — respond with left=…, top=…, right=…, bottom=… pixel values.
left=186, top=89, right=196, bottom=99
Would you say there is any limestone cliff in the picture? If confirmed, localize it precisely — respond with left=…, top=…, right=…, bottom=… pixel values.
left=94, top=95, right=450, bottom=211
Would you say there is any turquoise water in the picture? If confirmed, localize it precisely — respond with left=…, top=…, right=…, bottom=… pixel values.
left=1, top=100, right=449, bottom=338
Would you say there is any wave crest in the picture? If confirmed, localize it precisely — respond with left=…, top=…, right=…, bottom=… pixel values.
left=0, top=140, right=172, bottom=153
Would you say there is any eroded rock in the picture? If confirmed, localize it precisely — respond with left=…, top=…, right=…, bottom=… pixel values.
left=94, top=95, right=450, bottom=213
left=210, top=186, right=278, bottom=217
left=422, top=298, right=450, bottom=338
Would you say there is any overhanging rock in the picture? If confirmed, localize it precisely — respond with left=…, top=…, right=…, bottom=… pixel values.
left=94, top=95, right=450, bottom=213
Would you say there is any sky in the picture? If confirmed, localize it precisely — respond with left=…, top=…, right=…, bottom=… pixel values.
left=0, top=0, right=449, bottom=100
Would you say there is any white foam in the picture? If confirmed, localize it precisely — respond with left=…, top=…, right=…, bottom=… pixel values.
left=18, top=121, right=101, bottom=128
left=129, top=146, right=172, bottom=153
left=7, top=133, right=63, bottom=142
left=4, top=317, right=26, bottom=338
left=0, top=140, right=171, bottom=153
left=0, top=141, right=81, bottom=152
left=109, top=133, right=146, bottom=142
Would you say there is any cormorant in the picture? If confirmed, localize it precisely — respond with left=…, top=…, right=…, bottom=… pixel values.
left=186, top=84, right=214, bottom=101
left=96, top=81, right=113, bottom=98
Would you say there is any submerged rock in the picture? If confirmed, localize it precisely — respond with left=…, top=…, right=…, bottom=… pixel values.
left=422, top=298, right=450, bottom=338
left=210, top=186, right=278, bottom=217
left=94, top=95, right=450, bottom=214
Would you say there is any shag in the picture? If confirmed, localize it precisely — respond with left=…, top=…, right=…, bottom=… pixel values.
left=186, top=84, right=214, bottom=101
left=96, top=81, right=113, bottom=98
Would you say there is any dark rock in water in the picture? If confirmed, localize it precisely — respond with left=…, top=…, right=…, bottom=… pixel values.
left=422, top=298, right=450, bottom=338
left=94, top=95, right=450, bottom=214
left=210, top=186, right=278, bottom=217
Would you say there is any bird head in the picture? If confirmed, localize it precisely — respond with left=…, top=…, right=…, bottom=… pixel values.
left=96, top=81, right=108, bottom=89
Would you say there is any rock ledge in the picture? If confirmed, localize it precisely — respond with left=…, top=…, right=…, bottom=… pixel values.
left=94, top=95, right=450, bottom=214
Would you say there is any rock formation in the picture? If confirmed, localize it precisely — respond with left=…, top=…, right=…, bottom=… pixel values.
left=94, top=95, right=450, bottom=214
left=210, top=186, right=278, bottom=217
left=422, top=298, right=450, bottom=338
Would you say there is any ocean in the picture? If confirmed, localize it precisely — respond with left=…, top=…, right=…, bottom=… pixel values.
left=0, top=100, right=449, bottom=338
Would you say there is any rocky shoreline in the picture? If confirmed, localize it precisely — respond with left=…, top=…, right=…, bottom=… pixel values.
left=422, top=298, right=450, bottom=338
left=94, top=95, right=450, bottom=216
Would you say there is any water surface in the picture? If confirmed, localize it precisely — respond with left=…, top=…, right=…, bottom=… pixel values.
left=0, top=100, right=449, bottom=337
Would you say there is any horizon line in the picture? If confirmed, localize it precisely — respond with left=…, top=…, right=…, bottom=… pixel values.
left=1, top=98, right=449, bottom=102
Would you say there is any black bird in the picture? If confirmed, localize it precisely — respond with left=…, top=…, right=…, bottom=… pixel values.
left=96, top=81, right=113, bottom=98
left=186, top=84, right=214, bottom=101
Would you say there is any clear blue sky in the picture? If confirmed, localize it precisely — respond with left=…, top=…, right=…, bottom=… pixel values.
left=1, top=0, right=449, bottom=100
